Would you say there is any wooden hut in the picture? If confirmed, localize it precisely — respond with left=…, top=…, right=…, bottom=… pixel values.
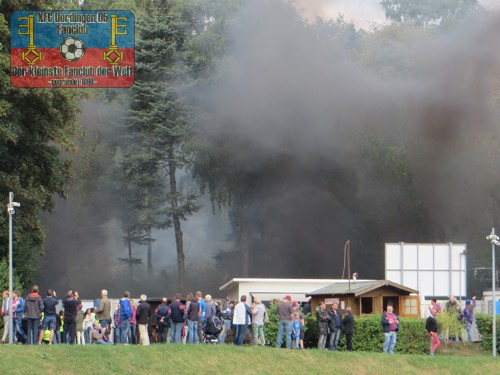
left=308, top=280, right=420, bottom=318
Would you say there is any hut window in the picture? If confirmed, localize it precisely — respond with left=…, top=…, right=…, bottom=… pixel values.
left=360, top=297, right=373, bottom=314
left=403, top=297, right=418, bottom=316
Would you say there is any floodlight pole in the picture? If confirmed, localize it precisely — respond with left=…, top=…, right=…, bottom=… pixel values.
left=459, top=250, right=467, bottom=303
left=486, top=228, right=498, bottom=358
left=7, top=192, right=20, bottom=345
left=459, top=253, right=462, bottom=304
left=347, top=240, right=351, bottom=291
left=493, top=229, right=497, bottom=358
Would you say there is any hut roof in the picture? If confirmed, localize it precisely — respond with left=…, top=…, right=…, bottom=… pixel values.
left=307, top=280, right=418, bottom=297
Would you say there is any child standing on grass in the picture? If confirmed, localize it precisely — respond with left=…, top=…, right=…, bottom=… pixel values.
left=292, top=312, right=301, bottom=349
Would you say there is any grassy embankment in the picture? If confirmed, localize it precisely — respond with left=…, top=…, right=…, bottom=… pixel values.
left=0, top=343, right=498, bottom=375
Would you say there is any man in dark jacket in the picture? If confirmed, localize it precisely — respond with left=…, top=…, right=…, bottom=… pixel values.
left=426, top=307, right=440, bottom=355
left=381, top=305, right=399, bottom=354
left=186, top=296, right=199, bottom=344
left=63, top=290, right=78, bottom=344
left=155, top=297, right=171, bottom=344
left=342, top=306, right=354, bottom=351
left=303, top=298, right=312, bottom=316
left=38, top=289, right=58, bottom=345
left=170, top=293, right=185, bottom=344
left=24, top=285, right=44, bottom=345
left=218, top=299, right=233, bottom=344
left=135, top=294, right=151, bottom=345
left=328, top=302, right=343, bottom=351
left=316, top=301, right=329, bottom=350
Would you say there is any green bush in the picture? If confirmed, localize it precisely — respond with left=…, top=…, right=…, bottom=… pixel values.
left=436, top=311, right=466, bottom=346
left=264, top=302, right=279, bottom=346
left=303, top=314, right=318, bottom=348
left=265, top=303, right=317, bottom=348
left=292, top=313, right=428, bottom=353
left=350, top=314, right=385, bottom=352
left=265, top=304, right=428, bottom=353
left=393, top=316, right=429, bottom=354
left=475, top=314, right=500, bottom=353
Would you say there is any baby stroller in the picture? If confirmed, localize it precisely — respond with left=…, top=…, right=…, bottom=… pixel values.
left=202, top=316, right=223, bottom=344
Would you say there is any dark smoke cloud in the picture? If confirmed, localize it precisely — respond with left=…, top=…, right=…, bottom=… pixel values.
left=36, top=100, right=233, bottom=299
left=35, top=1, right=500, bottom=297
left=196, top=1, right=500, bottom=280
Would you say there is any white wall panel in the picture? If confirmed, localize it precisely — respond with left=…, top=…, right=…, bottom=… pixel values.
left=434, top=245, right=450, bottom=270
left=403, top=244, right=418, bottom=269
left=385, top=244, right=401, bottom=269
left=434, top=271, right=450, bottom=295
left=419, top=271, right=434, bottom=297
left=403, top=271, right=418, bottom=290
left=418, top=245, right=434, bottom=269
left=385, top=243, right=467, bottom=298
left=386, top=270, right=401, bottom=284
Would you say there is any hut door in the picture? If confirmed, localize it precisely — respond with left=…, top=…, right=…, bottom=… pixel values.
left=383, top=296, right=399, bottom=315
left=360, top=297, right=373, bottom=314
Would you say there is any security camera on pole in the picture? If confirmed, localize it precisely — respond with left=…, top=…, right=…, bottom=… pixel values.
left=486, top=228, right=499, bottom=358
left=7, top=192, right=20, bottom=345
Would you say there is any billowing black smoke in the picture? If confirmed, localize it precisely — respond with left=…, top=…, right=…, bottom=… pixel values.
left=36, top=1, right=500, bottom=298
left=194, top=1, right=500, bottom=282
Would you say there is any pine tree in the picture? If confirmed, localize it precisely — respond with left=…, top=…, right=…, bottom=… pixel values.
left=121, top=0, right=200, bottom=291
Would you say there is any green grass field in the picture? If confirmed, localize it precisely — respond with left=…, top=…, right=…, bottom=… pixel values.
left=0, top=344, right=498, bottom=375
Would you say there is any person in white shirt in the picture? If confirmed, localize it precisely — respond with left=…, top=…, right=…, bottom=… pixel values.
left=232, top=295, right=251, bottom=346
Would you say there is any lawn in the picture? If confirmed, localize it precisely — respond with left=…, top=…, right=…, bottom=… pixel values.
left=0, top=344, right=498, bottom=375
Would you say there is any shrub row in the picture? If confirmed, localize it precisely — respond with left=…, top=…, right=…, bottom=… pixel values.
left=475, top=314, right=500, bottom=353
left=266, top=303, right=428, bottom=353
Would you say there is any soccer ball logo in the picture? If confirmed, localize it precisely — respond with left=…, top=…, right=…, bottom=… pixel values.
left=60, top=37, right=86, bottom=62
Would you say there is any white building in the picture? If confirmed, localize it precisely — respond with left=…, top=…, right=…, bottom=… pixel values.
left=219, top=278, right=373, bottom=304
left=385, top=242, right=467, bottom=299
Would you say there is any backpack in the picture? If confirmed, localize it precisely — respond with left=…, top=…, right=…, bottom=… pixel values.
left=205, top=316, right=223, bottom=335
left=120, top=299, right=132, bottom=320
left=221, top=307, right=232, bottom=321
left=458, top=312, right=465, bottom=323
left=212, top=316, right=223, bottom=332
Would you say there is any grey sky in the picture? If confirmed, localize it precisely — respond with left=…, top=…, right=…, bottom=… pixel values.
left=294, top=0, right=500, bottom=29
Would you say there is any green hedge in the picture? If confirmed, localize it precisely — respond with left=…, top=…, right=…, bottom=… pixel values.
left=266, top=303, right=428, bottom=353
left=344, top=315, right=427, bottom=354
left=475, top=314, right=500, bottom=353
left=264, top=302, right=280, bottom=346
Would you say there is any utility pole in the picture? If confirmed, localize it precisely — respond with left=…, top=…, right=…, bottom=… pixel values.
left=7, top=192, right=20, bottom=345
left=486, top=228, right=498, bottom=358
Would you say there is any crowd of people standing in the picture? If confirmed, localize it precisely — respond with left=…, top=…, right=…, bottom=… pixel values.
left=1, top=286, right=477, bottom=356
left=0, top=286, right=276, bottom=346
